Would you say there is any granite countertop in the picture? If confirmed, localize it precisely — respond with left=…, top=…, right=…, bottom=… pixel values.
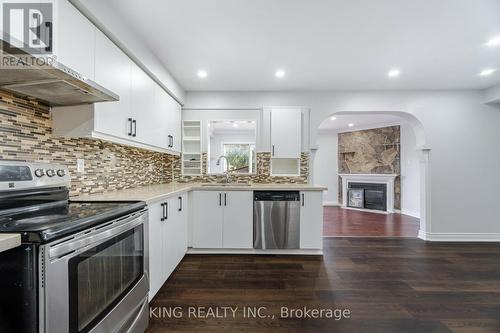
left=75, top=183, right=327, bottom=204
left=0, top=234, right=21, bottom=253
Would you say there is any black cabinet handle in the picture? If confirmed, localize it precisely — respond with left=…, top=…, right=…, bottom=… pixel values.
left=160, top=203, right=165, bottom=221
left=219, top=193, right=222, bottom=206
left=45, top=22, right=52, bottom=52
left=165, top=202, right=168, bottom=220
left=272, top=145, right=275, bottom=156
left=128, top=118, right=133, bottom=136
left=224, top=193, right=227, bottom=206
left=132, top=119, right=137, bottom=137
left=301, top=193, right=305, bottom=207
left=171, top=135, right=174, bottom=148
left=178, top=196, right=182, bottom=211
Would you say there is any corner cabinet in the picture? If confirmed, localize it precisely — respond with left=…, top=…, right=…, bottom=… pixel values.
left=148, top=192, right=188, bottom=300
left=299, top=191, right=323, bottom=249
left=191, top=191, right=253, bottom=249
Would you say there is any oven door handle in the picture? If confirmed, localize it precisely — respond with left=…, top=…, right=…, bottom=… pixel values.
left=48, top=212, right=145, bottom=260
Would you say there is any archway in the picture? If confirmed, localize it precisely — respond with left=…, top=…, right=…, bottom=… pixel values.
left=310, top=111, right=430, bottom=239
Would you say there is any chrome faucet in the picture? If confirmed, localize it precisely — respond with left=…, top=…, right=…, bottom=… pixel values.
left=216, top=155, right=231, bottom=183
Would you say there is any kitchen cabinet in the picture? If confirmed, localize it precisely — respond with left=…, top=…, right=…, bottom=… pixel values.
left=299, top=191, right=323, bottom=249
left=93, top=30, right=133, bottom=140
left=148, top=192, right=188, bottom=300
left=53, top=32, right=183, bottom=154
left=192, top=191, right=253, bottom=249
left=51, top=0, right=95, bottom=80
left=270, top=108, right=302, bottom=158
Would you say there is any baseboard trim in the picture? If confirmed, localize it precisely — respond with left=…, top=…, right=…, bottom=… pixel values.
left=401, top=209, right=421, bottom=218
left=419, top=231, right=500, bottom=242
left=323, top=201, right=340, bottom=206
left=187, top=248, right=323, bottom=255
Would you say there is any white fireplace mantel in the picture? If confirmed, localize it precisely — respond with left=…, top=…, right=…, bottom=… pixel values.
left=338, top=174, right=398, bottom=213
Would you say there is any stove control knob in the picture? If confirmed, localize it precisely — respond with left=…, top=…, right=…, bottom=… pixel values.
left=34, top=169, right=45, bottom=177
left=57, top=169, right=66, bottom=177
left=46, top=169, right=56, bottom=177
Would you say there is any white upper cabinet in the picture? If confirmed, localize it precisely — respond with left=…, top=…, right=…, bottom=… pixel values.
left=51, top=2, right=182, bottom=154
left=52, top=0, right=95, bottom=80
left=130, top=63, right=156, bottom=144
left=169, top=97, right=182, bottom=152
left=270, top=108, right=302, bottom=158
left=93, top=30, right=132, bottom=140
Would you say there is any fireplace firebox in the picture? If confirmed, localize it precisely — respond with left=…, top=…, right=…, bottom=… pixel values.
left=347, top=182, right=387, bottom=211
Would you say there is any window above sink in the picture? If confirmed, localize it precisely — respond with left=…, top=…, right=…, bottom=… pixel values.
left=208, top=120, right=256, bottom=175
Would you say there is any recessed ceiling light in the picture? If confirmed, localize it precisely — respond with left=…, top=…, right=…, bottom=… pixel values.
left=197, top=70, right=208, bottom=78
left=478, top=69, right=497, bottom=76
left=233, top=123, right=239, bottom=128
left=348, top=123, right=354, bottom=127
left=275, top=69, right=286, bottom=78
left=486, top=36, right=500, bottom=47
left=330, top=116, right=337, bottom=120
left=387, top=69, right=401, bottom=78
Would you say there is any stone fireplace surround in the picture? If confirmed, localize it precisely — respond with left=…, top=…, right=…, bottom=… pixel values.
left=339, top=173, right=398, bottom=213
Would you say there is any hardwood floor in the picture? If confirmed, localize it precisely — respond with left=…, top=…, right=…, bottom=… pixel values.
left=323, top=206, right=419, bottom=237
left=147, top=238, right=500, bottom=332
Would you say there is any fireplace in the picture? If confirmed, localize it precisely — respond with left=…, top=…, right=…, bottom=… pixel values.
left=348, top=182, right=387, bottom=211
left=339, top=174, right=397, bottom=213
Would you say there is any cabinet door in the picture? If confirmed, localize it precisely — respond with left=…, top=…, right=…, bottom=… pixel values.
left=192, top=191, right=223, bottom=248
left=169, top=97, right=182, bottom=152
left=176, top=193, right=188, bottom=254
left=54, top=0, right=95, bottom=80
left=222, top=191, right=253, bottom=248
left=162, top=198, right=177, bottom=278
left=94, top=30, right=132, bottom=139
left=270, top=109, right=302, bottom=158
left=131, top=63, right=156, bottom=144
left=299, top=191, right=323, bottom=249
left=147, top=86, right=170, bottom=149
left=148, top=200, right=165, bottom=300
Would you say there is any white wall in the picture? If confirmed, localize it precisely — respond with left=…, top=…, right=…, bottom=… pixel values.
left=313, top=132, right=338, bottom=204
left=400, top=123, right=420, bottom=218
left=184, top=90, right=500, bottom=238
left=71, top=0, right=185, bottom=104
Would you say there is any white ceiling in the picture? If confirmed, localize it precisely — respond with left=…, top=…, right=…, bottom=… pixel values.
left=318, top=114, right=404, bottom=133
left=108, top=0, right=500, bottom=91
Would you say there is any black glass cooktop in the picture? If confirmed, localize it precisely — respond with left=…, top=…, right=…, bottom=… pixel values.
left=0, top=201, right=146, bottom=243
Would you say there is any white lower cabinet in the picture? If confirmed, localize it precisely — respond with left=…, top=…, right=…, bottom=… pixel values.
left=192, top=191, right=253, bottom=249
left=299, top=191, right=323, bottom=249
left=148, top=192, right=188, bottom=300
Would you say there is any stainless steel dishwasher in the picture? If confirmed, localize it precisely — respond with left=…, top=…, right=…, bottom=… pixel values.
left=253, top=191, right=300, bottom=249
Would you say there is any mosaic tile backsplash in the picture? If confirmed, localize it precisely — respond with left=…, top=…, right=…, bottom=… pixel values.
left=175, top=152, right=309, bottom=184
left=0, top=90, right=175, bottom=196
left=0, top=89, right=310, bottom=196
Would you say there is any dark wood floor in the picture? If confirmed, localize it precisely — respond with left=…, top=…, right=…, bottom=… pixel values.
left=323, top=206, right=420, bottom=237
left=147, top=238, right=500, bottom=333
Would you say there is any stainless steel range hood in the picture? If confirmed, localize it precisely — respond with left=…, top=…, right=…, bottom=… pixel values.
left=0, top=38, right=119, bottom=106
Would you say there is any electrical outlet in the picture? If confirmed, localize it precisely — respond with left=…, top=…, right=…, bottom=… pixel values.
left=77, top=159, right=85, bottom=173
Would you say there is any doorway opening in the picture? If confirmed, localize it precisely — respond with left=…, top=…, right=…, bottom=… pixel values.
left=312, top=111, right=428, bottom=238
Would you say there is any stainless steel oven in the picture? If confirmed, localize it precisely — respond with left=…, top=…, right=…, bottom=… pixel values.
left=40, top=209, right=149, bottom=333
